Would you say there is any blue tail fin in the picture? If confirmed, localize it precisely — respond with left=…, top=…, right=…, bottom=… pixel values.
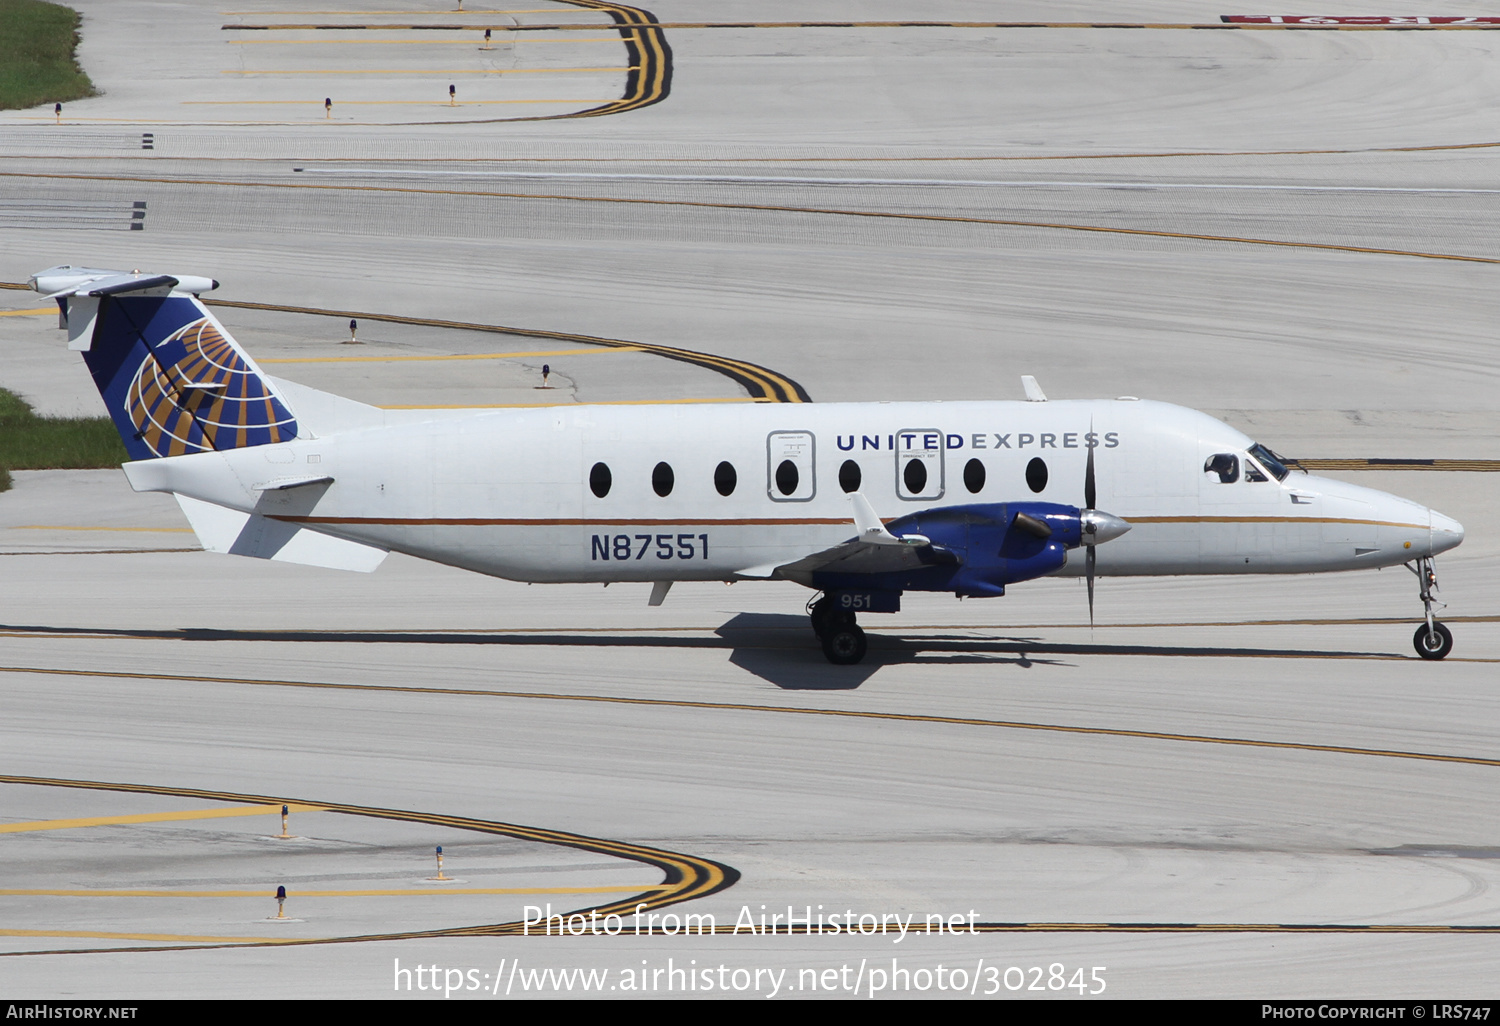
left=37, top=268, right=298, bottom=461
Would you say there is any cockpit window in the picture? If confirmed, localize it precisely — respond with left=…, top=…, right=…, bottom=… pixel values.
left=1205, top=453, right=1239, bottom=484
left=1247, top=443, right=1290, bottom=481
left=1244, top=460, right=1268, bottom=483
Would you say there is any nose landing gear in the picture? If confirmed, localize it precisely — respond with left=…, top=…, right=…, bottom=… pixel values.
left=809, top=594, right=867, bottom=665
left=1408, top=557, right=1453, bottom=660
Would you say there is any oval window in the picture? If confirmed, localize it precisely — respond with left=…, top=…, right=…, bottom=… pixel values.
left=1025, top=456, right=1048, bottom=493
left=775, top=459, right=799, bottom=496
left=903, top=458, right=928, bottom=494
left=652, top=461, right=674, bottom=497
left=589, top=462, right=611, bottom=498
left=714, top=460, right=737, bottom=496
left=963, top=457, right=985, bottom=494
left=838, top=459, right=861, bottom=493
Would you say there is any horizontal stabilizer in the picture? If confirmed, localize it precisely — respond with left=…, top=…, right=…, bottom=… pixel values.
left=33, top=266, right=219, bottom=298
left=252, top=474, right=335, bottom=492
left=175, top=494, right=387, bottom=573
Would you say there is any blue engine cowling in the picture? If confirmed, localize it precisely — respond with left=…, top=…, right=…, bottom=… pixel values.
left=809, top=502, right=1083, bottom=600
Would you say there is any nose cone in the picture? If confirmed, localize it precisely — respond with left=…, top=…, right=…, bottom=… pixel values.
left=1431, top=510, right=1465, bottom=555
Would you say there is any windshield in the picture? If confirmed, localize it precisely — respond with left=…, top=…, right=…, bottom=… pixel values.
left=1247, top=443, right=1290, bottom=481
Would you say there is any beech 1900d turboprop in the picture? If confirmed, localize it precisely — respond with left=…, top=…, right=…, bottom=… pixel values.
left=30, top=266, right=1466, bottom=664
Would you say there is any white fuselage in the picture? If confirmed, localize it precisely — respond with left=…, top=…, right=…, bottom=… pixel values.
left=129, top=398, right=1464, bottom=587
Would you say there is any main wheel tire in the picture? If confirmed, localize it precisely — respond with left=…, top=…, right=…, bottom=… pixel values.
left=809, top=596, right=836, bottom=638
left=821, top=624, right=868, bottom=665
left=1413, top=621, right=1453, bottom=660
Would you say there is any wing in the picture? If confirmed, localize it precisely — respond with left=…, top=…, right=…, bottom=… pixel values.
left=735, top=493, right=957, bottom=585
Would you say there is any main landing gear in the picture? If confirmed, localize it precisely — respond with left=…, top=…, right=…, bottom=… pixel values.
left=1408, top=557, right=1453, bottom=660
left=809, top=594, right=867, bottom=665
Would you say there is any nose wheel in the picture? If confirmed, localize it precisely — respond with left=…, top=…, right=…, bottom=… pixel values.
left=809, top=594, right=868, bottom=665
left=1408, top=557, right=1453, bottom=660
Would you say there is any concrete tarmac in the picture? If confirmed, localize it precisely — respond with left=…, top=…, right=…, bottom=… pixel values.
left=1, top=0, right=1498, bottom=999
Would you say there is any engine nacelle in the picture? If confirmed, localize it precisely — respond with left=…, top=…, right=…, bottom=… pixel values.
left=810, top=502, right=1084, bottom=599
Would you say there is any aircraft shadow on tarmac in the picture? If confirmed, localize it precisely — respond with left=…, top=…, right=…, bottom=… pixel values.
left=715, top=612, right=1070, bottom=689
left=4, top=618, right=1391, bottom=691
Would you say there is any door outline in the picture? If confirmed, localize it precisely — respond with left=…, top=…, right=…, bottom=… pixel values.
left=767, top=430, right=816, bottom=502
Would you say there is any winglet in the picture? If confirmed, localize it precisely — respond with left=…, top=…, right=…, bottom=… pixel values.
left=1021, top=375, right=1047, bottom=402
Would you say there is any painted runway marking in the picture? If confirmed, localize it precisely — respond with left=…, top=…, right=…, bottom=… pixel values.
left=204, top=297, right=808, bottom=402
left=222, top=9, right=576, bottom=14
left=6, top=170, right=1490, bottom=267
left=220, top=66, right=635, bottom=74
left=2, top=886, right=663, bottom=897
left=259, top=346, right=643, bottom=363
left=228, top=38, right=623, bottom=44
left=8, top=143, right=1499, bottom=163
left=0, top=929, right=308, bottom=944
left=225, top=21, right=1500, bottom=32
left=0, top=549, right=199, bottom=557
left=377, top=396, right=768, bottom=408
left=5, top=665, right=1499, bottom=768
left=0, top=804, right=321, bottom=834
left=0, top=281, right=807, bottom=402
left=181, top=99, right=615, bottom=106
left=290, top=167, right=1500, bottom=195
left=0, top=775, right=738, bottom=954
left=10, top=526, right=193, bottom=533
left=0, top=308, right=54, bottom=317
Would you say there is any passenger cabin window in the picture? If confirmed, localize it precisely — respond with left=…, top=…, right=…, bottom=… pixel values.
left=903, top=458, right=928, bottom=494
left=589, top=462, right=611, bottom=498
left=839, top=459, right=861, bottom=493
left=714, top=461, right=737, bottom=496
left=775, top=459, right=799, bottom=496
left=652, top=461, right=674, bottom=497
left=1205, top=453, right=1239, bottom=484
left=963, top=458, right=985, bottom=494
left=1025, top=457, right=1048, bottom=493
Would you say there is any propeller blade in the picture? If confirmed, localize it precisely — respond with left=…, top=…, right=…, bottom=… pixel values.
left=1086, top=544, right=1096, bottom=626
left=1085, top=424, right=1097, bottom=512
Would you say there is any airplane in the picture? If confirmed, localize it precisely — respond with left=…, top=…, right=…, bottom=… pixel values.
left=27, top=265, right=1465, bottom=664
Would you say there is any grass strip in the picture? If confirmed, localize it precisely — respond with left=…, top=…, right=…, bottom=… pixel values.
left=0, top=388, right=125, bottom=492
left=0, top=0, right=96, bottom=111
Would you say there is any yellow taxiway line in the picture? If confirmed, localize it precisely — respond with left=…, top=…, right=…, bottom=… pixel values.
left=260, top=346, right=641, bottom=363
left=228, top=38, right=622, bottom=43
left=222, top=10, right=579, bottom=14
left=7, top=169, right=1489, bottom=270
left=0, top=308, right=54, bottom=317
left=181, top=99, right=612, bottom=106
left=226, top=20, right=1500, bottom=32
left=7, top=666, right=1500, bottom=768
left=378, top=397, right=768, bottom=408
left=0, top=804, right=322, bottom=834
left=0, top=929, right=307, bottom=944
left=221, top=66, right=633, bottom=74
left=10, top=526, right=192, bottom=533
left=1, top=886, right=664, bottom=897
left=0, top=774, right=736, bottom=951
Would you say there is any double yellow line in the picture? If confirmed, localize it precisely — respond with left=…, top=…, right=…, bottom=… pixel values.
left=207, top=297, right=809, bottom=402
left=0, top=774, right=737, bottom=952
